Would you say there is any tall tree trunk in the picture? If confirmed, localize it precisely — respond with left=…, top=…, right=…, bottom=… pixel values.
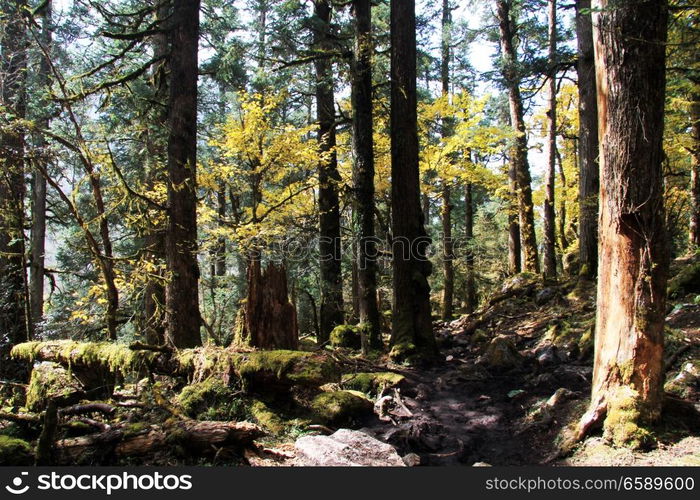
left=30, top=0, right=52, bottom=334
left=576, top=0, right=600, bottom=277
left=496, top=0, right=539, bottom=274
left=507, top=161, right=522, bottom=274
left=556, top=147, right=569, bottom=251
left=542, top=0, right=558, bottom=279
left=389, top=0, right=437, bottom=361
left=440, top=0, right=454, bottom=320
left=351, top=0, right=381, bottom=349
left=422, top=193, right=430, bottom=226
left=314, top=0, right=344, bottom=343
left=0, top=0, right=29, bottom=379
left=441, top=184, right=454, bottom=320
left=689, top=90, right=700, bottom=250
left=165, top=0, right=202, bottom=348
left=143, top=0, right=170, bottom=345
left=578, top=0, right=669, bottom=446
left=464, top=182, right=477, bottom=313
left=214, top=83, right=227, bottom=278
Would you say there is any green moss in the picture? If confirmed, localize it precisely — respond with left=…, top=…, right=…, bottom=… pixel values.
left=389, top=342, right=417, bottom=363
left=330, top=324, right=362, bottom=348
left=237, top=350, right=340, bottom=388
left=26, top=362, right=82, bottom=412
left=341, top=372, right=405, bottom=395
left=664, top=360, right=700, bottom=399
left=668, top=261, right=700, bottom=298
left=310, top=390, right=373, bottom=425
left=12, top=340, right=158, bottom=377
left=578, top=326, right=594, bottom=359
left=480, top=336, right=523, bottom=370
left=603, top=387, right=654, bottom=450
left=10, top=341, right=43, bottom=362
left=176, top=377, right=242, bottom=420
left=249, top=400, right=286, bottom=434
left=0, top=435, right=33, bottom=466
left=123, top=422, right=151, bottom=438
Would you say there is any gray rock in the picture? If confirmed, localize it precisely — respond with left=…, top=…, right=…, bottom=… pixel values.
left=535, top=344, right=568, bottom=366
left=295, top=428, right=406, bottom=466
left=478, top=335, right=524, bottom=371
left=402, top=453, right=422, bottom=466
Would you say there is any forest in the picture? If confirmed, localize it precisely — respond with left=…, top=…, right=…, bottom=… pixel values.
left=0, top=0, right=698, bottom=468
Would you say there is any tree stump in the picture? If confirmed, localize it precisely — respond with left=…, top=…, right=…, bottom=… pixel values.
left=242, top=260, right=298, bottom=350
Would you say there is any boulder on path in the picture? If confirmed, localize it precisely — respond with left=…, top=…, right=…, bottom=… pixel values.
left=478, top=335, right=524, bottom=371
left=295, top=428, right=406, bottom=466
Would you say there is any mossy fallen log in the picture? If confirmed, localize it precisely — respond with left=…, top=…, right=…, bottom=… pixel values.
left=11, top=341, right=340, bottom=393
left=54, top=420, right=265, bottom=464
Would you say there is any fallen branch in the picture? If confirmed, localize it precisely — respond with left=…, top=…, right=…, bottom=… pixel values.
left=60, top=403, right=116, bottom=417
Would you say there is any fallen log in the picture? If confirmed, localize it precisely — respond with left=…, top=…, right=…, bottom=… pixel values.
left=11, top=341, right=341, bottom=392
left=54, top=420, right=265, bottom=464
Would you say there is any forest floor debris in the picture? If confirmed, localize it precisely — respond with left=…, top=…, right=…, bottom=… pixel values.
left=2, top=267, right=699, bottom=466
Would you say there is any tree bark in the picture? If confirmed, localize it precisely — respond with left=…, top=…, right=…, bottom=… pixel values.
left=464, top=182, right=477, bottom=313
left=314, top=0, right=344, bottom=343
left=578, top=0, right=669, bottom=444
left=0, top=0, right=29, bottom=379
left=165, top=0, right=202, bottom=348
left=576, top=0, right=600, bottom=277
left=556, top=147, right=570, bottom=252
left=543, top=0, right=558, bottom=279
left=496, top=0, right=539, bottom=274
left=242, top=261, right=299, bottom=350
left=351, top=0, right=381, bottom=349
left=441, top=183, right=454, bottom=320
left=389, top=0, right=437, bottom=361
left=29, top=0, right=52, bottom=335
left=507, top=161, right=522, bottom=274
left=440, top=0, right=454, bottom=321
left=689, top=90, right=700, bottom=250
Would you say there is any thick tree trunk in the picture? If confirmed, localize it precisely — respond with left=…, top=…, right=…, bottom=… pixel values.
left=542, top=0, right=558, bottom=279
left=464, top=183, right=477, bottom=313
left=441, top=184, right=454, bottom=320
left=243, top=260, right=298, bottom=350
left=389, top=0, right=437, bottom=361
left=351, top=0, right=381, bottom=349
left=314, top=0, right=344, bottom=343
left=689, top=90, right=700, bottom=250
left=576, top=0, right=600, bottom=277
left=165, top=0, right=202, bottom=348
left=30, top=0, right=52, bottom=334
left=0, top=0, right=29, bottom=379
left=440, top=0, right=454, bottom=321
left=496, top=0, right=539, bottom=274
left=143, top=0, right=171, bottom=346
left=507, top=161, right=522, bottom=274
left=578, top=0, right=669, bottom=446
left=214, top=83, right=228, bottom=279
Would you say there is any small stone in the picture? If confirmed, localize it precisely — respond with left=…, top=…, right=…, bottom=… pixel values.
left=445, top=355, right=454, bottom=362
left=472, top=462, right=492, bottom=467
left=402, top=453, right=421, bottom=466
